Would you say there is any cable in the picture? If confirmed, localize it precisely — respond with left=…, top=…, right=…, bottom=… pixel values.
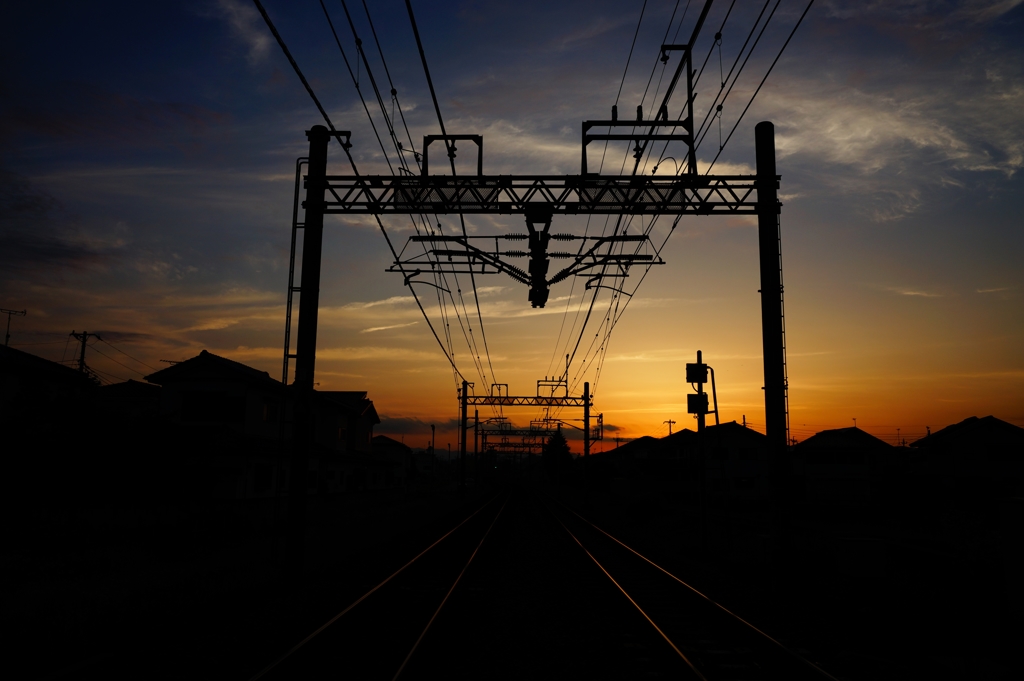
left=694, top=0, right=779, bottom=152
left=98, top=337, right=160, bottom=371
left=614, top=0, right=649, bottom=105
left=321, top=1, right=471, bottom=395
left=319, top=0, right=395, bottom=173
left=361, top=0, right=420, bottom=170
left=405, top=0, right=499, bottom=404
left=252, top=1, right=348, bottom=152
left=88, top=344, right=147, bottom=377
left=254, top=0, right=466, bottom=382
left=705, top=0, right=816, bottom=174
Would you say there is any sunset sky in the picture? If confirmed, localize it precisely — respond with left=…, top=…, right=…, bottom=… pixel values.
left=2, top=0, right=1022, bottom=448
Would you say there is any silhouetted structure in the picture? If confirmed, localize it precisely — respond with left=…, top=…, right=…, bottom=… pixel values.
left=96, top=378, right=161, bottom=420
left=0, top=343, right=95, bottom=410
left=143, top=350, right=383, bottom=500
left=908, top=415, right=1024, bottom=497
left=793, top=426, right=894, bottom=502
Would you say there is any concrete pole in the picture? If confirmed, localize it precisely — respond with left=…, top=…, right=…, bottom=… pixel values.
left=755, top=121, right=791, bottom=557
left=287, top=125, right=330, bottom=575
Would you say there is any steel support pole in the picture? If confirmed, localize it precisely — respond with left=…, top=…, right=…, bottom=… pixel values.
left=696, top=350, right=707, bottom=550
left=287, top=125, right=330, bottom=575
left=474, top=409, right=479, bottom=486
left=460, top=380, right=468, bottom=496
left=755, top=121, right=790, bottom=554
left=583, top=381, right=590, bottom=507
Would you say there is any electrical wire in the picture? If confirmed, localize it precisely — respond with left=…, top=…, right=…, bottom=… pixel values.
left=88, top=343, right=147, bottom=377
left=321, top=1, right=470, bottom=397
left=704, top=0, right=816, bottom=174
left=253, top=0, right=466, bottom=383
left=694, top=0, right=779, bottom=152
left=319, top=0, right=395, bottom=173
left=405, top=0, right=499, bottom=407
left=98, top=337, right=159, bottom=371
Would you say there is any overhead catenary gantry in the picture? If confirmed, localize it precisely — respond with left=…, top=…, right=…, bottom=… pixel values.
left=457, top=378, right=600, bottom=491
left=271, top=0, right=796, bottom=570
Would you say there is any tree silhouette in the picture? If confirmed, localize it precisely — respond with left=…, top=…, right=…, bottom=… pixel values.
left=543, top=430, right=573, bottom=482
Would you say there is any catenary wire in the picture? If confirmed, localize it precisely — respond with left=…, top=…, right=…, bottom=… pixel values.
left=694, top=0, right=779, bottom=152
left=704, top=0, right=816, bottom=174
left=330, top=1, right=483, bottom=397
left=323, top=1, right=472, bottom=396
left=252, top=0, right=466, bottom=382
left=405, top=0, right=499, bottom=408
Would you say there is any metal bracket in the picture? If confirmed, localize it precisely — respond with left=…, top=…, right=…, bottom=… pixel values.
left=422, top=134, right=483, bottom=176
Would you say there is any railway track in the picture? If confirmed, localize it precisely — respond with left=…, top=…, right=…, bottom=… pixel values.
left=251, top=491, right=510, bottom=680
left=547, top=498, right=841, bottom=681
left=248, top=488, right=839, bottom=680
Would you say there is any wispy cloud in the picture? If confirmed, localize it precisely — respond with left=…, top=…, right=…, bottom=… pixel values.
left=360, top=322, right=418, bottom=334
left=215, top=0, right=271, bottom=64
left=886, top=286, right=943, bottom=297
left=977, top=286, right=1010, bottom=293
left=340, top=296, right=417, bottom=310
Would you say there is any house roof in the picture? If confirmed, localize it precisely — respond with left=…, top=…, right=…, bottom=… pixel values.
left=795, top=426, right=892, bottom=451
left=97, top=378, right=160, bottom=402
left=910, top=415, right=1024, bottom=450
left=0, top=344, right=96, bottom=388
left=662, top=421, right=767, bottom=450
left=372, top=434, right=411, bottom=454
left=144, top=350, right=279, bottom=387
left=321, top=391, right=380, bottom=424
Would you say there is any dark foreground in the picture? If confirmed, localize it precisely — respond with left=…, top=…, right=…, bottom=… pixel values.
left=9, top=480, right=1021, bottom=680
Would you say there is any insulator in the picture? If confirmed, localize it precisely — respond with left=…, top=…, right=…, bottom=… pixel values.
left=501, top=234, right=527, bottom=240
left=550, top=234, right=577, bottom=241
left=502, top=251, right=528, bottom=257
left=549, top=252, right=573, bottom=258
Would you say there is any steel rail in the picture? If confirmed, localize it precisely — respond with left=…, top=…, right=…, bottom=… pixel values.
left=247, top=492, right=503, bottom=681
left=391, top=494, right=510, bottom=680
left=551, top=511, right=708, bottom=680
left=560, top=502, right=842, bottom=681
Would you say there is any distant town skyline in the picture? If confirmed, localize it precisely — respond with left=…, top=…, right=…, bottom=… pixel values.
left=2, top=1, right=1022, bottom=444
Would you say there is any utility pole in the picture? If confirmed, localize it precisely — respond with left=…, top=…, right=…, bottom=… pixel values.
left=2, top=308, right=26, bottom=346
left=664, top=419, right=676, bottom=436
left=474, top=409, right=479, bottom=486
left=69, top=330, right=100, bottom=373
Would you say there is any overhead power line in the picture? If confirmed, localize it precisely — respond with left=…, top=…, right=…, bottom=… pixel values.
left=99, top=337, right=159, bottom=371
left=252, top=0, right=466, bottom=383
left=405, top=0, right=499, bottom=402
left=705, top=0, right=816, bottom=174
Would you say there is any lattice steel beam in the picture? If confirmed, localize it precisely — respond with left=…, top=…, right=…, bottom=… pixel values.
left=466, top=395, right=592, bottom=407
left=318, top=174, right=766, bottom=215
